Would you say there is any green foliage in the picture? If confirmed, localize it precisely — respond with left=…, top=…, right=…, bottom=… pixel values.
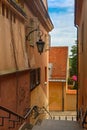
left=69, top=42, right=77, bottom=77
left=68, top=77, right=73, bottom=85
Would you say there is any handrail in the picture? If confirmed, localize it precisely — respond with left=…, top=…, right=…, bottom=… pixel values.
left=0, top=105, right=39, bottom=128
left=0, top=105, right=52, bottom=128
left=82, top=109, right=87, bottom=128
left=0, top=105, right=24, bottom=119
left=0, top=105, right=39, bottom=120
left=24, top=106, right=38, bottom=119
left=42, top=106, right=52, bottom=119
left=78, top=107, right=87, bottom=128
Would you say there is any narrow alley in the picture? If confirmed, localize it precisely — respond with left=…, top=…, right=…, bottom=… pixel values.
left=0, top=0, right=87, bottom=130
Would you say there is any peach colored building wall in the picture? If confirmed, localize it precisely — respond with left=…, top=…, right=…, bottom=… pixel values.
left=24, top=1, right=53, bottom=108
left=0, top=71, right=30, bottom=114
left=65, top=90, right=76, bottom=111
left=42, top=0, right=48, bottom=10
left=0, top=0, right=53, bottom=129
left=0, top=71, right=30, bottom=130
left=75, top=0, right=87, bottom=113
left=0, top=1, right=28, bottom=73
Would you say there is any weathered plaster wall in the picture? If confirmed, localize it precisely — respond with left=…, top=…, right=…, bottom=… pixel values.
left=0, top=3, right=28, bottom=73
left=0, top=71, right=30, bottom=115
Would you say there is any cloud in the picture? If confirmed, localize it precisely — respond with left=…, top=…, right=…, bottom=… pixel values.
left=48, top=0, right=77, bottom=54
left=48, top=0, right=74, bottom=8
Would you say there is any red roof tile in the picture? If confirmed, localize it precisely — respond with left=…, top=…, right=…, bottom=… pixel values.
left=49, top=46, right=68, bottom=79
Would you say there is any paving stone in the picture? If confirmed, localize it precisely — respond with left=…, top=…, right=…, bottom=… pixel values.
left=32, top=119, right=83, bottom=130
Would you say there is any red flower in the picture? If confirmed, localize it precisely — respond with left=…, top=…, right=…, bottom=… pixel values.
left=72, top=75, right=77, bottom=81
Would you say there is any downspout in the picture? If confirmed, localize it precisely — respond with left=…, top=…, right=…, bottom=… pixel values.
left=62, top=82, right=64, bottom=111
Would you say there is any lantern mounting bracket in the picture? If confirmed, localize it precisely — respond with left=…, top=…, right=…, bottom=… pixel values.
left=25, top=28, right=45, bottom=54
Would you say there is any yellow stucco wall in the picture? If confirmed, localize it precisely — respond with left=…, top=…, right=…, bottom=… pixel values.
left=49, top=81, right=76, bottom=111
left=30, top=85, right=48, bottom=108
left=49, top=81, right=66, bottom=111
left=65, top=92, right=76, bottom=111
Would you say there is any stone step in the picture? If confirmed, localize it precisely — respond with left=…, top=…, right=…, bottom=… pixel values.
left=32, top=119, right=83, bottom=130
left=19, top=123, right=33, bottom=130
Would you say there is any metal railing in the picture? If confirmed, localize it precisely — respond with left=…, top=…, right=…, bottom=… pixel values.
left=0, top=105, right=40, bottom=129
left=42, top=106, right=52, bottom=119
left=78, top=108, right=87, bottom=128
left=0, top=105, right=53, bottom=129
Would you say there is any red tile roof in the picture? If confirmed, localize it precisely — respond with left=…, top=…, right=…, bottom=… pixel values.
left=49, top=46, right=68, bottom=79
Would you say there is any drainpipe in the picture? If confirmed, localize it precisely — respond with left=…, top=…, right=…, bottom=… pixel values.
left=62, top=82, right=64, bottom=111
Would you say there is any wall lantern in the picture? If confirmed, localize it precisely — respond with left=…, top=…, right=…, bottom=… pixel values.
left=26, top=28, right=45, bottom=54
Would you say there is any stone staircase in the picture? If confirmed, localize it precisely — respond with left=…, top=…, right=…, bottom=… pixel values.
left=20, top=111, right=83, bottom=130
left=31, top=119, right=83, bottom=130
left=50, top=111, right=77, bottom=121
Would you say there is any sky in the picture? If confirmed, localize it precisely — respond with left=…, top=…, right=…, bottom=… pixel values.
left=48, top=0, right=77, bottom=54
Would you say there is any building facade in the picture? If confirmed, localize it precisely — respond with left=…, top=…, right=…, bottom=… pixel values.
left=49, top=47, right=68, bottom=111
left=75, top=0, right=87, bottom=120
left=0, top=0, right=53, bottom=129
left=49, top=47, right=76, bottom=111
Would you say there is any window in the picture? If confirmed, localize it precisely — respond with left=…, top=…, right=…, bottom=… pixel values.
left=30, top=68, right=41, bottom=90
left=45, top=67, right=47, bottom=82
left=36, top=68, right=40, bottom=85
left=30, top=69, right=36, bottom=90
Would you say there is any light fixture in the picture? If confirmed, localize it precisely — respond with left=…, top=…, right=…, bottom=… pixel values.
left=26, top=28, right=45, bottom=54
left=36, top=38, right=45, bottom=55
